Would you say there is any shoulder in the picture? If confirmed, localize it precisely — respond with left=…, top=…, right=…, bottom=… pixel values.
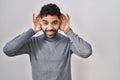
left=58, top=33, right=70, bottom=41
left=30, top=34, right=44, bottom=42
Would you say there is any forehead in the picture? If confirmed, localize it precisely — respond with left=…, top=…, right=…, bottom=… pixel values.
left=41, top=15, right=60, bottom=22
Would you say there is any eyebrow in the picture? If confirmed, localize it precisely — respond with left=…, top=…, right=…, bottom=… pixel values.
left=52, top=20, right=59, bottom=22
left=42, top=20, right=47, bottom=22
left=42, top=20, right=59, bottom=23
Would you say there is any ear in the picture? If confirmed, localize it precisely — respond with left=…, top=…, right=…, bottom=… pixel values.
left=59, top=13, right=64, bottom=24
left=59, top=17, right=62, bottom=26
left=60, top=13, right=64, bottom=19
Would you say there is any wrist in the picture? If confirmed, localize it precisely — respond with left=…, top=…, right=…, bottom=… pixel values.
left=32, top=28, right=37, bottom=34
left=63, top=26, right=72, bottom=34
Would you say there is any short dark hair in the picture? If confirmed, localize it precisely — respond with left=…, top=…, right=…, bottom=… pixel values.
left=40, top=3, right=61, bottom=18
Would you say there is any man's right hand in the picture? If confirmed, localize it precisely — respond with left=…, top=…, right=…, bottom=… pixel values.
left=32, top=13, right=42, bottom=33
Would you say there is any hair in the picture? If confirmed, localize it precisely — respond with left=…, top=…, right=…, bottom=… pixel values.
left=40, top=3, right=61, bottom=18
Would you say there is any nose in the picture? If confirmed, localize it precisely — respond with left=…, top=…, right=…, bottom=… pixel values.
left=47, top=23, right=54, bottom=30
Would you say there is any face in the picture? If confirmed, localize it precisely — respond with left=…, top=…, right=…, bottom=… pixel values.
left=40, top=15, right=61, bottom=38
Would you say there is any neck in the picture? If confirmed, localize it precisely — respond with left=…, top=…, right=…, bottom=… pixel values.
left=43, top=33, right=60, bottom=42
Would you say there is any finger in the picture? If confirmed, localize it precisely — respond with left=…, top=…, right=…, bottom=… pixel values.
left=33, top=13, right=35, bottom=20
left=64, top=13, right=68, bottom=21
left=62, top=14, right=68, bottom=23
left=63, top=14, right=66, bottom=19
left=66, top=14, right=70, bottom=20
left=61, top=13, right=64, bottom=17
left=36, top=13, right=40, bottom=20
left=61, top=13, right=65, bottom=19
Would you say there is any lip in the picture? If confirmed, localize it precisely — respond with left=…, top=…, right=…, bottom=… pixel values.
left=46, top=31, right=56, bottom=35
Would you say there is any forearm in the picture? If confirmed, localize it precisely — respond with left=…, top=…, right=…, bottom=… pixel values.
left=3, top=28, right=35, bottom=56
left=67, top=30, right=92, bottom=58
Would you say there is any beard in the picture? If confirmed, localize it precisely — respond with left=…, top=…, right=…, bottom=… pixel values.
left=43, top=29, right=58, bottom=38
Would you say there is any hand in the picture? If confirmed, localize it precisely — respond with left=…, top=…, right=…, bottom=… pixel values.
left=32, top=13, right=42, bottom=33
left=60, top=13, right=71, bottom=32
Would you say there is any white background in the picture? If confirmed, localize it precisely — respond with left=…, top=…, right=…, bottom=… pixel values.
left=0, top=0, right=120, bottom=80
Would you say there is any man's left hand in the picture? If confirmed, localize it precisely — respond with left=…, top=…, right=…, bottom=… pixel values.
left=60, top=13, right=71, bottom=32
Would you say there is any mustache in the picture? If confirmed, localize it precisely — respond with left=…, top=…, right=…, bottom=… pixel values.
left=45, top=29, right=57, bottom=32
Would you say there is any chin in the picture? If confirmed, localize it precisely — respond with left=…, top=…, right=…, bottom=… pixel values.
left=46, top=33, right=58, bottom=38
left=46, top=34, right=56, bottom=38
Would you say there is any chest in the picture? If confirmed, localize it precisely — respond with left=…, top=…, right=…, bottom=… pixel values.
left=30, top=40, right=70, bottom=62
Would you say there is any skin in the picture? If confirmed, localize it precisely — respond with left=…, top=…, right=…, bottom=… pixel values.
left=32, top=13, right=71, bottom=38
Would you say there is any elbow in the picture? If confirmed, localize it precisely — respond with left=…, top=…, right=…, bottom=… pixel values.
left=82, top=49, right=92, bottom=58
left=3, top=46, right=16, bottom=57
left=82, top=44, right=93, bottom=58
left=80, top=48, right=92, bottom=58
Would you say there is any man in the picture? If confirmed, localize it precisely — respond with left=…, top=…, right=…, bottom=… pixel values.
left=3, top=3, right=92, bottom=80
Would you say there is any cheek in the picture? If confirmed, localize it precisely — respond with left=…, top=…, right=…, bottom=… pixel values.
left=41, top=25, right=47, bottom=31
left=54, top=24, right=60, bottom=29
left=53, top=25, right=60, bottom=30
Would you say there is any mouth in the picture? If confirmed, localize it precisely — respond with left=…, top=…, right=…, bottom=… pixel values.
left=45, top=30, right=57, bottom=38
left=46, top=30, right=56, bottom=35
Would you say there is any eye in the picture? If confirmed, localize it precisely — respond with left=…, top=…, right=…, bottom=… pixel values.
left=43, top=22, right=48, bottom=25
left=52, top=21, right=58, bottom=25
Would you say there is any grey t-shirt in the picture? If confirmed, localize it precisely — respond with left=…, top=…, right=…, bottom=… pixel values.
left=3, top=29, right=92, bottom=80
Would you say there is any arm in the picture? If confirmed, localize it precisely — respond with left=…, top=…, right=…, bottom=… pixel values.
left=60, top=13, right=92, bottom=58
left=3, top=13, right=41, bottom=57
left=67, top=30, right=92, bottom=58
left=3, top=29, right=35, bottom=56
